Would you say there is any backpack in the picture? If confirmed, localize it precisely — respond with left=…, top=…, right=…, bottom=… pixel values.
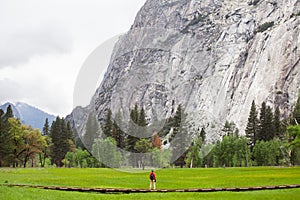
left=150, top=173, right=155, bottom=180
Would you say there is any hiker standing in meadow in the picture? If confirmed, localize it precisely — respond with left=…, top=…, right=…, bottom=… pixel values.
left=149, top=170, right=156, bottom=190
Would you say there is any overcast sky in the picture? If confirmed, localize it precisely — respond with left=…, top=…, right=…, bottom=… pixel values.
left=0, top=0, right=146, bottom=116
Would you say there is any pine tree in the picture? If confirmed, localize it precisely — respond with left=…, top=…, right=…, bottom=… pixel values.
left=172, top=104, right=182, bottom=139
left=245, top=100, right=260, bottom=148
left=50, top=117, right=62, bottom=166
left=0, top=109, right=4, bottom=118
left=102, top=109, right=113, bottom=138
left=265, top=106, right=274, bottom=141
left=50, top=117, right=74, bottom=167
left=66, top=121, right=73, bottom=139
left=258, top=102, right=267, bottom=141
left=127, top=104, right=140, bottom=167
left=200, top=127, right=206, bottom=143
left=0, top=106, right=14, bottom=167
left=131, top=104, right=139, bottom=124
left=222, top=121, right=232, bottom=136
left=137, top=106, right=147, bottom=144
left=60, top=118, right=70, bottom=150
left=274, top=107, right=282, bottom=139
left=127, top=105, right=139, bottom=152
left=0, top=109, right=5, bottom=166
left=42, top=118, right=50, bottom=136
left=83, top=113, right=100, bottom=151
left=112, top=110, right=126, bottom=149
left=171, top=104, right=188, bottom=168
left=222, top=121, right=238, bottom=137
left=4, top=105, right=14, bottom=119
left=0, top=109, right=4, bottom=136
left=0, top=109, right=7, bottom=166
left=139, top=107, right=147, bottom=127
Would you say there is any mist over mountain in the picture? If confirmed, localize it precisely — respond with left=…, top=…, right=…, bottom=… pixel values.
left=0, top=102, right=56, bottom=131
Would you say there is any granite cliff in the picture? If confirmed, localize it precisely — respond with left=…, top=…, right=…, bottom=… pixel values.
left=69, top=0, right=300, bottom=142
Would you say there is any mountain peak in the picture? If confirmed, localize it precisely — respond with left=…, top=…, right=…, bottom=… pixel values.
left=0, top=102, right=56, bottom=131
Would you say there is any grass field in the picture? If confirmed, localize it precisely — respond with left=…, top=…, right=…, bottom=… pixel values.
left=1, top=167, right=300, bottom=199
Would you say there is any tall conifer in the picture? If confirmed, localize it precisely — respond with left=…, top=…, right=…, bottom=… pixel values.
left=102, top=109, right=113, bottom=138
left=50, top=117, right=74, bottom=167
left=83, top=113, right=100, bottom=151
left=265, top=106, right=274, bottom=141
left=42, top=118, right=50, bottom=136
left=274, top=106, right=282, bottom=139
left=245, top=100, right=259, bottom=147
left=258, top=102, right=267, bottom=141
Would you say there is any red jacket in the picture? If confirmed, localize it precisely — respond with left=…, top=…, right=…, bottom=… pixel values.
left=149, top=172, right=156, bottom=181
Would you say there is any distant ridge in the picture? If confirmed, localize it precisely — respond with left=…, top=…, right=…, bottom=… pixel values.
left=0, top=102, right=56, bottom=131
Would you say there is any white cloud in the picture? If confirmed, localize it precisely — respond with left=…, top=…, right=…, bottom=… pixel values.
left=0, top=23, right=72, bottom=67
left=0, top=0, right=147, bottom=116
left=0, top=78, right=23, bottom=101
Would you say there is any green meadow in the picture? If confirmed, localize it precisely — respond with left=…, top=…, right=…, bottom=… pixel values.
left=0, top=167, right=300, bottom=199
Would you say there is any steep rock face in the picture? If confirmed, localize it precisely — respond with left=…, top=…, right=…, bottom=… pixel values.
left=66, top=106, right=89, bottom=136
left=72, top=0, right=300, bottom=142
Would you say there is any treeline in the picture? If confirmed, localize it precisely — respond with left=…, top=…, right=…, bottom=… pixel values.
left=1, top=91, right=299, bottom=168
left=0, top=106, right=94, bottom=168
left=81, top=105, right=174, bottom=169
left=184, top=93, right=300, bottom=168
left=0, top=103, right=172, bottom=168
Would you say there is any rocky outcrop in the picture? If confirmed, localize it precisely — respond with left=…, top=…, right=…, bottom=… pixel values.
left=70, top=0, right=300, bottom=142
